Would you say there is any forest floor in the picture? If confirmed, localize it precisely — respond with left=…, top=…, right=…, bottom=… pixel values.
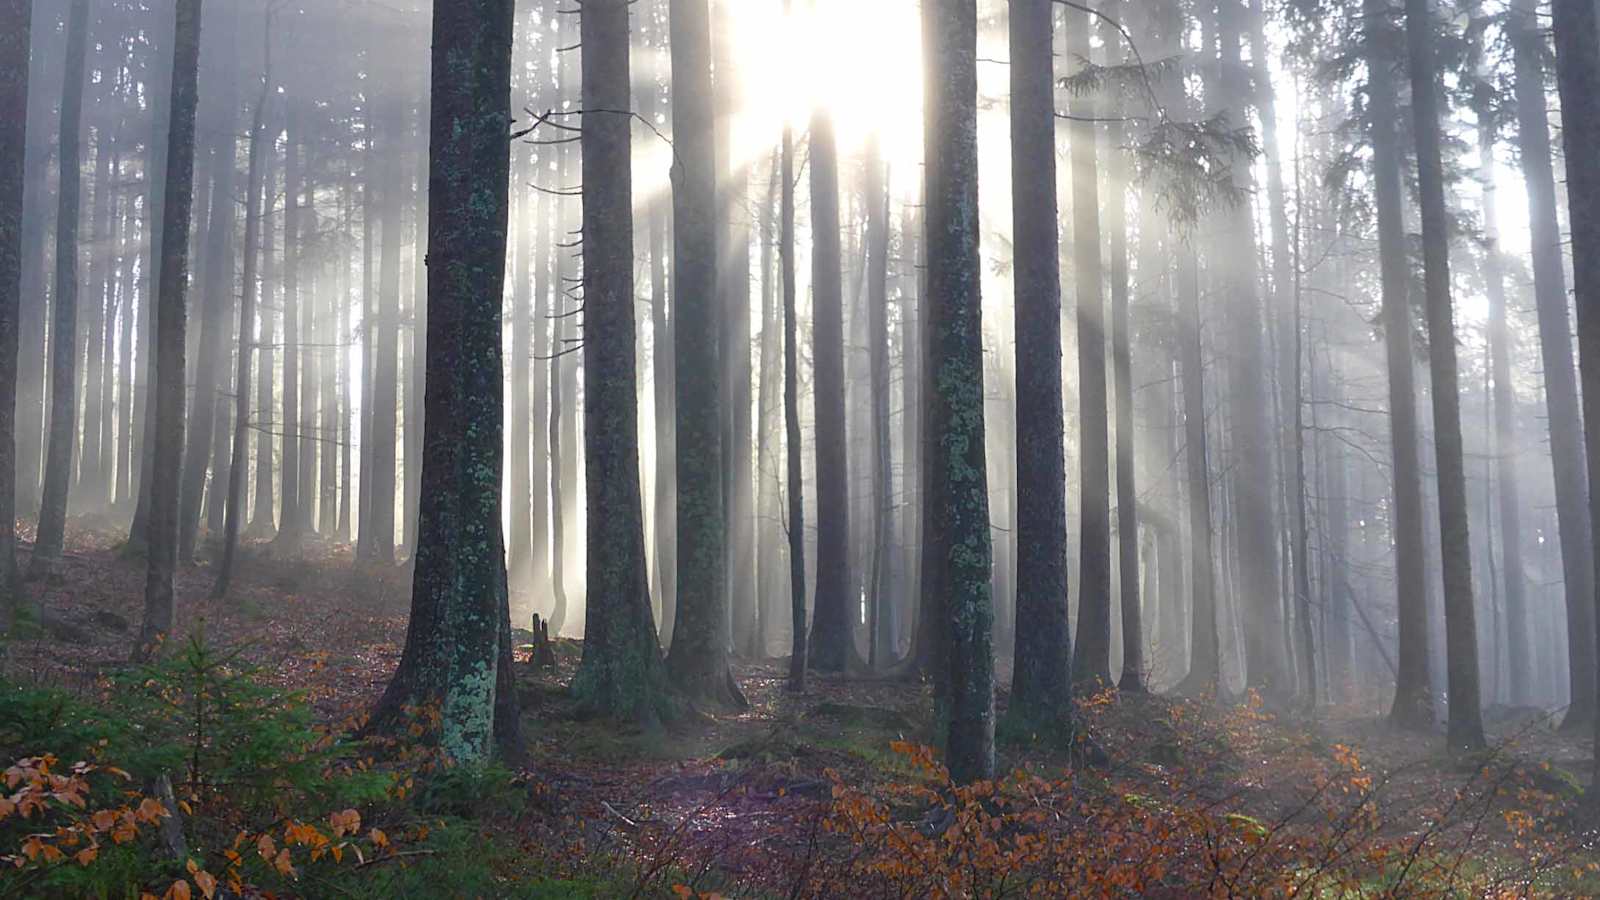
left=5, top=522, right=1600, bottom=897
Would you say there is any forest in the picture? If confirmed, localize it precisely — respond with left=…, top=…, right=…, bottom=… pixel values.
left=5, top=0, right=1600, bottom=895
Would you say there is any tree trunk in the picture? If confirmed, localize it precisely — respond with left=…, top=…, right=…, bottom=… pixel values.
left=509, top=150, right=532, bottom=585
left=805, top=108, right=851, bottom=674
left=865, top=138, right=893, bottom=671
left=1008, top=0, right=1071, bottom=732
left=0, top=0, right=28, bottom=620
left=179, top=7, right=238, bottom=561
left=138, top=0, right=201, bottom=658
left=571, top=0, right=672, bottom=721
left=374, top=0, right=516, bottom=763
left=214, top=63, right=271, bottom=600
left=1176, top=240, right=1219, bottom=696
left=665, top=0, right=743, bottom=708
left=1512, top=0, right=1595, bottom=726
left=1365, top=0, right=1434, bottom=729
left=277, top=111, right=303, bottom=548
left=31, top=0, right=90, bottom=576
left=781, top=61, right=806, bottom=692
left=1403, top=0, right=1485, bottom=751
left=1549, top=0, right=1600, bottom=787
left=248, top=126, right=277, bottom=538
left=923, top=0, right=995, bottom=784
left=1065, top=0, right=1111, bottom=689
left=366, top=97, right=402, bottom=563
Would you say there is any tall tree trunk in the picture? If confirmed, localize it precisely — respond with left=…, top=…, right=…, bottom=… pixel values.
left=1403, top=0, right=1485, bottom=751
left=79, top=132, right=111, bottom=511
left=277, top=111, right=303, bottom=547
left=509, top=151, right=532, bottom=585
left=31, top=0, right=90, bottom=576
left=1474, top=92, right=1531, bottom=709
left=214, top=63, right=271, bottom=599
left=138, top=0, right=201, bottom=657
left=1008, top=0, right=1071, bottom=732
left=665, top=0, right=743, bottom=707
left=248, top=128, right=277, bottom=537
left=714, top=2, right=756, bottom=661
left=865, top=138, right=893, bottom=670
left=374, top=0, right=516, bottom=763
left=571, top=0, right=672, bottom=720
left=1512, top=0, right=1594, bottom=726
left=179, top=6, right=238, bottom=561
left=781, top=50, right=806, bottom=692
left=924, top=0, right=994, bottom=784
left=1176, top=241, right=1219, bottom=695
left=1549, top=0, right=1600, bottom=787
left=805, top=108, right=851, bottom=674
left=1107, top=122, right=1142, bottom=694
left=1366, top=0, right=1435, bottom=729
left=0, top=0, right=28, bottom=620
left=1065, top=0, right=1112, bottom=689
left=367, top=97, right=402, bottom=563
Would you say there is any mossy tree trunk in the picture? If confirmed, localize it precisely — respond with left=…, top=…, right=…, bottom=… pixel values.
left=373, top=0, right=517, bottom=765
left=923, top=0, right=995, bottom=785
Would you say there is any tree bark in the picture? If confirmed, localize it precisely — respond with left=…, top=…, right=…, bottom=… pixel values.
left=1549, top=0, right=1600, bottom=786
left=1403, top=0, right=1484, bottom=751
left=923, top=0, right=995, bottom=784
left=1365, top=0, right=1435, bottom=729
left=805, top=108, right=852, bottom=674
left=138, top=0, right=202, bottom=658
left=665, top=0, right=743, bottom=708
left=31, top=0, right=90, bottom=576
left=1008, top=0, right=1071, bottom=732
left=780, top=60, right=806, bottom=692
left=571, top=0, right=672, bottom=721
left=0, top=0, right=29, bottom=621
left=374, top=0, right=516, bottom=763
left=1511, top=0, right=1595, bottom=725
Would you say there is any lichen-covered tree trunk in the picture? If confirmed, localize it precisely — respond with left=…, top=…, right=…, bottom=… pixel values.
left=31, top=0, right=90, bottom=576
left=1364, top=0, right=1434, bottom=730
left=1512, top=0, right=1595, bottom=725
left=0, top=0, right=29, bottom=621
left=665, top=0, right=744, bottom=708
left=1549, top=0, right=1600, bottom=787
left=138, top=0, right=201, bottom=658
left=805, top=108, right=851, bottom=674
left=571, top=0, right=672, bottom=721
left=1007, top=0, right=1071, bottom=734
left=923, top=0, right=995, bottom=785
left=374, top=0, right=515, bottom=764
left=1403, top=0, right=1484, bottom=752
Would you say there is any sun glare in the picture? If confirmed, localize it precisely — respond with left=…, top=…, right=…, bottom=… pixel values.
left=725, top=0, right=925, bottom=191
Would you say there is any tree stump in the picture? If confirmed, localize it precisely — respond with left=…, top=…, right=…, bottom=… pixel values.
left=529, top=613, right=557, bottom=670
